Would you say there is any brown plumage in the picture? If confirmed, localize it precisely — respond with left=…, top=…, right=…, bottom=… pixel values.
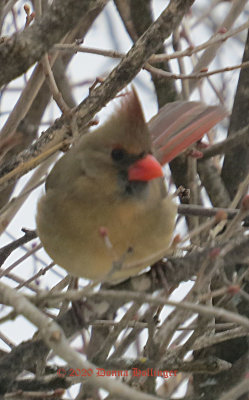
left=36, top=88, right=226, bottom=282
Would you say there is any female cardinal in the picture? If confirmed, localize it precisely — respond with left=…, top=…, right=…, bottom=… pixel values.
left=36, top=88, right=226, bottom=282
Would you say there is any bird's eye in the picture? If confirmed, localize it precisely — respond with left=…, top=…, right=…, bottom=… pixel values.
left=111, top=148, right=125, bottom=161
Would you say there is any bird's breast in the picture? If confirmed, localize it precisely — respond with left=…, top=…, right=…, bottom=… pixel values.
left=36, top=181, right=176, bottom=281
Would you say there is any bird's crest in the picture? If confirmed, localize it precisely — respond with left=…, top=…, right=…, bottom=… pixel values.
left=109, top=87, right=151, bottom=154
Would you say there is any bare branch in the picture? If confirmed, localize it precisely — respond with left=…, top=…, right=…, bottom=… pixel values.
left=0, top=0, right=108, bottom=87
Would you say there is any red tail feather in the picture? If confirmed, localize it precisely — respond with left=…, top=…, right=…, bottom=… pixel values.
left=149, top=101, right=227, bottom=165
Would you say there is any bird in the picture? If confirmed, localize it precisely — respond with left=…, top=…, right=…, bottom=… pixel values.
left=36, top=88, right=226, bottom=282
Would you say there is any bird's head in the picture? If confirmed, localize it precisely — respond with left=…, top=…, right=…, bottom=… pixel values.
left=79, top=88, right=163, bottom=189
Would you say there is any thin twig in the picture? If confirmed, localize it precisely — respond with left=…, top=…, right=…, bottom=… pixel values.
left=0, top=138, right=71, bottom=195
left=54, top=19, right=249, bottom=64
left=34, top=289, right=249, bottom=330
left=178, top=204, right=238, bottom=219
left=202, top=125, right=249, bottom=159
left=42, top=54, right=71, bottom=114
left=0, top=229, right=37, bottom=267
left=0, top=242, right=41, bottom=278
left=146, top=60, right=249, bottom=80
left=16, top=262, right=55, bottom=290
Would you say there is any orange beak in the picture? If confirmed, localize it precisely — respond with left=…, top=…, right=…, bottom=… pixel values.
left=128, top=154, right=163, bottom=182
